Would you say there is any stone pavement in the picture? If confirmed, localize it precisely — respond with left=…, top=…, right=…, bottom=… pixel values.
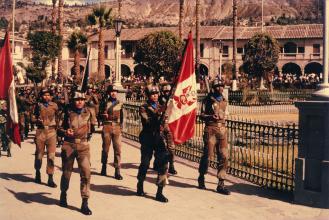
left=0, top=130, right=328, bottom=220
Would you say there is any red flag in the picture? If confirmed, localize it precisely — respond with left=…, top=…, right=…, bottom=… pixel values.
left=0, top=32, right=21, bottom=146
left=167, top=32, right=197, bottom=144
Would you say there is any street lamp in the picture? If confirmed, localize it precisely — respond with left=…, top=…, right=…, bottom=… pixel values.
left=113, top=18, right=123, bottom=88
left=218, top=40, right=223, bottom=79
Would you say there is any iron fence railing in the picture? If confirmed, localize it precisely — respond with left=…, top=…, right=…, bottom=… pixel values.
left=122, top=103, right=298, bottom=192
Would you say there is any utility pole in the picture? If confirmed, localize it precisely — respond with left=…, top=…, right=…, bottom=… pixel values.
left=232, top=0, right=238, bottom=91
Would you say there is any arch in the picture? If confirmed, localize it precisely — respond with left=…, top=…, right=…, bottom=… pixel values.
left=282, top=62, right=302, bottom=77
left=70, top=65, right=84, bottom=76
left=105, top=65, right=111, bottom=79
left=284, top=42, right=297, bottom=54
left=134, top=64, right=151, bottom=77
left=304, top=62, right=323, bottom=75
left=199, top=64, right=208, bottom=76
left=121, top=64, right=131, bottom=77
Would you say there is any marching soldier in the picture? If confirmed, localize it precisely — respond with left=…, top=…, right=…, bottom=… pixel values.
left=58, top=90, right=96, bottom=215
left=99, top=85, right=123, bottom=180
left=0, top=100, right=11, bottom=157
left=85, top=84, right=99, bottom=124
left=32, top=88, right=59, bottom=187
left=157, top=84, right=177, bottom=175
left=198, top=79, right=230, bottom=195
left=137, top=85, right=170, bottom=203
left=17, top=89, right=28, bottom=141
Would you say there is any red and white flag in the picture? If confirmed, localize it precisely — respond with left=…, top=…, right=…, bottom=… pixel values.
left=0, top=32, right=21, bottom=146
left=167, top=32, right=197, bottom=144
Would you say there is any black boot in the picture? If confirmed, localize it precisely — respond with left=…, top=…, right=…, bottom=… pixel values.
left=168, top=163, right=178, bottom=175
left=35, top=170, right=41, bottom=184
left=155, top=186, right=168, bottom=203
left=80, top=198, right=92, bottom=215
left=114, top=168, right=123, bottom=180
left=136, top=181, right=145, bottom=196
left=47, top=174, right=57, bottom=188
left=100, top=164, right=107, bottom=176
left=198, top=175, right=206, bottom=189
left=59, top=192, right=67, bottom=207
left=216, top=180, right=230, bottom=195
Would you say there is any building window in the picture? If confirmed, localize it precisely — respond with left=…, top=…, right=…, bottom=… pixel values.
left=104, top=45, right=109, bottom=59
left=298, top=47, right=305, bottom=54
left=222, top=45, right=229, bottom=57
left=313, top=44, right=320, bottom=54
left=237, top=47, right=244, bottom=54
left=284, top=42, right=297, bottom=54
left=200, top=43, right=204, bottom=58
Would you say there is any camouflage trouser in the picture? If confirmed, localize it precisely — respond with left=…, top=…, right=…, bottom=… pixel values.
left=154, top=126, right=175, bottom=167
left=199, top=125, right=228, bottom=180
left=60, top=141, right=91, bottom=199
left=137, top=131, right=169, bottom=187
left=101, top=124, right=122, bottom=168
left=18, top=113, right=25, bottom=138
left=34, top=128, right=57, bottom=174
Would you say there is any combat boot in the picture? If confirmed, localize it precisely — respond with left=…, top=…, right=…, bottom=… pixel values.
left=100, top=164, right=107, bottom=176
left=168, top=163, right=178, bottom=175
left=198, top=175, right=206, bottom=189
left=80, top=198, right=92, bottom=215
left=155, top=186, right=168, bottom=203
left=59, top=192, right=67, bottom=207
left=35, top=170, right=41, bottom=184
left=216, top=180, right=230, bottom=195
left=114, top=168, right=123, bottom=180
left=136, top=181, right=145, bottom=196
left=47, top=174, right=57, bottom=188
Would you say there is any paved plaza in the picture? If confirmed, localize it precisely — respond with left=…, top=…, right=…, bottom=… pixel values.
left=0, top=129, right=328, bottom=220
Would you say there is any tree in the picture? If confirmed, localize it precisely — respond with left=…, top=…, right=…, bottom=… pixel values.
left=67, top=32, right=87, bottom=82
left=26, top=31, right=61, bottom=84
left=242, top=33, right=280, bottom=90
left=87, top=6, right=113, bottom=80
left=134, top=31, right=183, bottom=81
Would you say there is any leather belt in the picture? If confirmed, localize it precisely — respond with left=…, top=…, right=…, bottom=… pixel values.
left=38, top=125, right=56, bottom=130
left=65, top=138, right=88, bottom=144
left=206, top=122, right=225, bottom=127
left=104, top=121, right=120, bottom=125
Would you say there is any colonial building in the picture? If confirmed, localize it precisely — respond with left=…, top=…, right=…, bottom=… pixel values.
left=85, top=24, right=323, bottom=80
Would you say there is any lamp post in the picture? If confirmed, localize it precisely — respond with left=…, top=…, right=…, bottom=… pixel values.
left=113, top=18, right=123, bottom=88
left=218, top=40, right=223, bottom=79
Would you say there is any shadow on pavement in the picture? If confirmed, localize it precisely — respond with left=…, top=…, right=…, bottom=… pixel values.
left=0, top=172, right=35, bottom=183
left=226, top=183, right=293, bottom=203
left=6, top=188, right=80, bottom=212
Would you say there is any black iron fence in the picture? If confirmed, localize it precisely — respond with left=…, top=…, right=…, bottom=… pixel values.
left=122, top=103, right=298, bottom=192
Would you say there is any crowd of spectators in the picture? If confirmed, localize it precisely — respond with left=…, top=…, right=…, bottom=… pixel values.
left=272, top=73, right=322, bottom=89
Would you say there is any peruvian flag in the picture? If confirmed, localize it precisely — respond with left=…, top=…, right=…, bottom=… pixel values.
left=0, top=32, right=21, bottom=146
left=167, top=32, right=197, bottom=144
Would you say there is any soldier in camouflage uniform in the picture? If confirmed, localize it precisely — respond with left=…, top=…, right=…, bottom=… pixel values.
left=0, top=100, right=11, bottom=157
left=32, top=88, right=59, bottom=187
left=58, top=90, right=96, bottom=215
left=137, top=85, right=170, bottom=203
left=99, top=85, right=123, bottom=180
left=85, top=85, right=99, bottom=125
left=158, top=84, right=177, bottom=175
left=17, top=89, right=28, bottom=141
left=198, top=79, right=230, bottom=195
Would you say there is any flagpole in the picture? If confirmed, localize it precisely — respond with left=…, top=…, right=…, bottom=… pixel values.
left=12, top=0, right=15, bottom=59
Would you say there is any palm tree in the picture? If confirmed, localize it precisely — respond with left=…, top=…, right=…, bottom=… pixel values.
left=179, top=0, right=185, bottom=40
left=67, top=32, right=88, bottom=83
left=57, top=0, right=64, bottom=83
left=87, top=7, right=113, bottom=80
left=195, top=0, right=200, bottom=81
left=51, top=0, right=57, bottom=80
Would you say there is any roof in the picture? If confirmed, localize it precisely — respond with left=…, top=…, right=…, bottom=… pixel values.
left=89, top=24, right=323, bottom=42
left=214, top=24, right=323, bottom=40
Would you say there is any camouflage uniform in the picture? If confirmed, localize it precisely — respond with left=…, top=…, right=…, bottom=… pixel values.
left=0, top=100, right=10, bottom=157
left=100, top=85, right=123, bottom=179
left=58, top=91, right=96, bottom=215
left=32, top=91, right=59, bottom=187
left=137, top=85, right=169, bottom=203
left=198, top=79, right=230, bottom=195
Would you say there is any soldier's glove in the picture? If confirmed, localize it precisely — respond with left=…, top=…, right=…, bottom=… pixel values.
left=87, top=133, right=92, bottom=141
left=91, top=124, right=95, bottom=133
